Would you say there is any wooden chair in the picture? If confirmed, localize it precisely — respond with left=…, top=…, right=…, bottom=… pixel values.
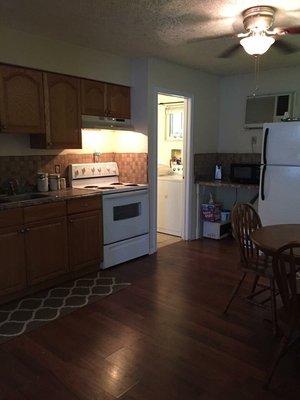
left=265, top=242, right=300, bottom=389
left=224, top=203, right=277, bottom=334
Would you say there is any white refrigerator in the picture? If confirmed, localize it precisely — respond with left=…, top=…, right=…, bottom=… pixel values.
left=258, top=122, right=300, bottom=226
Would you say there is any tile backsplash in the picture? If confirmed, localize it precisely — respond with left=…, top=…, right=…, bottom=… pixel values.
left=194, top=153, right=261, bottom=180
left=0, top=152, right=148, bottom=189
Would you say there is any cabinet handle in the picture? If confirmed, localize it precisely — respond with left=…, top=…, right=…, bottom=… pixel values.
left=25, top=227, right=30, bottom=233
left=19, top=228, right=25, bottom=234
left=69, top=219, right=74, bottom=223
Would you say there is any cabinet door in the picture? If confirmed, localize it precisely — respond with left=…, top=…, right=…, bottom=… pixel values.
left=0, top=65, right=45, bottom=134
left=44, top=73, right=81, bottom=148
left=106, top=84, right=130, bottom=119
left=0, top=226, right=26, bottom=296
left=68, top=211, right=103, bottom=271
left=81, top=79, right=106, bottom=116
left=25, top=217, right=68, bottom=285
left=157, top=180, right=183, bottom=236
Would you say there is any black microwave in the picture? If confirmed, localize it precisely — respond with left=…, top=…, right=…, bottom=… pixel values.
left=230, top=163, right=260, bottom=184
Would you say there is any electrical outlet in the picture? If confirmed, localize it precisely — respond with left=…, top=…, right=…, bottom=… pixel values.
left=55, top=164, right=61, bottom=174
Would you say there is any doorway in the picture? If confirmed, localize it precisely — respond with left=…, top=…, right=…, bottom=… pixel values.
left=148, top=89, right=193, bottom=253
left=157, top=93, right=185, bottom=246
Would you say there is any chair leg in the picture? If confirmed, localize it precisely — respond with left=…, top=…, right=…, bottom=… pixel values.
left=264, top=334, right=289, bottom=390
left=223, top=272, right=247, bottom=314
left=270, top=278, right=278, bottom=336
left=250, top=275, right=260, bottom=294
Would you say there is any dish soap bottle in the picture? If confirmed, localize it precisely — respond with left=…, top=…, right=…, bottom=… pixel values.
left=214, top=163, right=222, bottom=180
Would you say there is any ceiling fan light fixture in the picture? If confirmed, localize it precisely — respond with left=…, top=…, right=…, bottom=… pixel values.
left=240, top=32, right=275, bottom=56
left=240, top=32, right=275, bottom=55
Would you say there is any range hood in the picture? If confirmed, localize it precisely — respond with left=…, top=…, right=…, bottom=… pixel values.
left=82, top=115, right=134, bottom=130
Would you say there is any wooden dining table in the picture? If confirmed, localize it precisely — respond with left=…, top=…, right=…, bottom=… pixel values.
left=251, top=224, right=300, bottom=258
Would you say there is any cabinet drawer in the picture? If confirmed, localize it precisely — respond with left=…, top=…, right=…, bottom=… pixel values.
left=24, top=201, right=66, bottom=224
left=0, top=208, right=23, bottom=228
left=67, top=196, right=101, bottom=214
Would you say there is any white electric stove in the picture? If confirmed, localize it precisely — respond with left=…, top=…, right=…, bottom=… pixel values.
left=69, top=162, right=149, bottom=269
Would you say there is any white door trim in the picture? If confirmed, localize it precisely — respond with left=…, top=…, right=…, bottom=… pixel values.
left=149, top=86, right=194, bottom=254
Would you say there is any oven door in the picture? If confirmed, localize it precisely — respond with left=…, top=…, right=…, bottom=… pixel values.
left=102, top=189, right=149, bottom=244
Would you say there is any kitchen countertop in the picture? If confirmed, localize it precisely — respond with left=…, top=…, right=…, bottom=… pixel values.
left=0, top=188, right=101, bottom=211
left=195, top=177, right=259, bottom=190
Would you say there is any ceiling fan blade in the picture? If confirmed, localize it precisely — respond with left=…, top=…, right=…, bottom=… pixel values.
left=218, top=44, right=241, bottom=58
left=283, top=26, right=300, bottom=35
left=273, top=40, right=299, bottom=54
left=187, top=33, right=235, bottom=44
left=277, top=26, right=300, bottom=35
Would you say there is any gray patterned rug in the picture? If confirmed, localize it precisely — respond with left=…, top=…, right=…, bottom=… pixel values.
left=0, top=272, right=130, bottom=344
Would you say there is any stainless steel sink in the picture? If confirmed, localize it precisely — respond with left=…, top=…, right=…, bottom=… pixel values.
left=0, top=193, right=52, bottom=204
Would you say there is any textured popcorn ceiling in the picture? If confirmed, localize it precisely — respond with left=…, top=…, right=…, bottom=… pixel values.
left=0, top=0, right=299, bottom=75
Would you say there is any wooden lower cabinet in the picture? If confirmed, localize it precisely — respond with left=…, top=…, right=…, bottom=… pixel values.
left=25, top=217, right=68, bottom=285
left=0, top=197, right=103, bottom=303
left=0, top=226, right=27, bottom=296
left=68, top=210, right=103, bottom=271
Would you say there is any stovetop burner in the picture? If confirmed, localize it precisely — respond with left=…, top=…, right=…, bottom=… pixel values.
left=84, top=185, right=116, bottom=190
left=124, top=183, right=138, bottom=187
left=111, top=182, right=123, bottom=185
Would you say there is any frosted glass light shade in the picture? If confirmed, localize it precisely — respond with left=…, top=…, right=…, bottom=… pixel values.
left=240, top=34, right=275, bottom=55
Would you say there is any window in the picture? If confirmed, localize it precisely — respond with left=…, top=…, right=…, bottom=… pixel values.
left=165, top=105, right=184, bottom=141
left=113, top=202, right=141, bottom=220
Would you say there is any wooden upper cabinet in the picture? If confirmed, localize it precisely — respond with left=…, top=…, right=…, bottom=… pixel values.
left=0, top=65, right=45, bottom=134
left=81, top=79, right=105, bottom=116
left=31, top=72, right=82, bottom=149
left=45, top=73, right=82, bottom=148
left=106, top=84, right=131, bottom=119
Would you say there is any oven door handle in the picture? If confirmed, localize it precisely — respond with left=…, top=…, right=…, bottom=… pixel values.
left=103, top=189, right=148, bottom=200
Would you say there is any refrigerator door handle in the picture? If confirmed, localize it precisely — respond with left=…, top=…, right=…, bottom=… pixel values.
left=263, top=128, right=269, bottom=165
left=261, top=165, right=267, bottom=201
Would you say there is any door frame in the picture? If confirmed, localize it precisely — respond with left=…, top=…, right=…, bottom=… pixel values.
left=148, top=86, right=194, bottom=254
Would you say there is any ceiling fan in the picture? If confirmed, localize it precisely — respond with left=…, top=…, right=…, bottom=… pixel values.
left=218, top=6, right=300, bottom=58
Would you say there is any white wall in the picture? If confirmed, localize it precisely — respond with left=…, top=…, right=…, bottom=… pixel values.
left=148, top=58, right=220, bottom=154
left=0, top=26, right=130, bottom=84
left=146, top=58, right=220, bottom=246
left=218, top=65, right=300, bottom=153
left=131, top=58, right=149, bottom=136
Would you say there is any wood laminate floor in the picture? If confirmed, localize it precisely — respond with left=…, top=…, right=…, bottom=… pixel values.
left=0, top=238, right=300, bottom=399
left=157, top=232, right=182, bottom=248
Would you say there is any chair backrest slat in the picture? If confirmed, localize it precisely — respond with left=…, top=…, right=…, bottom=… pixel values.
left=231, top=203, right=262, bottom=267
left=272, top=243, right=300, bottom=312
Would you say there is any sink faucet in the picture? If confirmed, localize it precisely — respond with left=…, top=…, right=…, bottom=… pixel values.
left=8, top=178, right=19, bottom=195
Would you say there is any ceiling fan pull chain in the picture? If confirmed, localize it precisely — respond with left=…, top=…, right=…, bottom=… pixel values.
left=252, top=55, right=260, bottom=97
